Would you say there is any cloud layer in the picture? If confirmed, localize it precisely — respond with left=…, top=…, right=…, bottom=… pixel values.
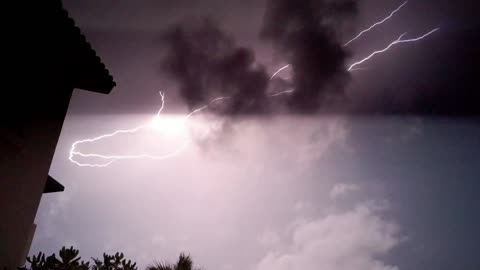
left=159, top=0, right=358, bottom=115
left=256, top=203, right=399, bottom=270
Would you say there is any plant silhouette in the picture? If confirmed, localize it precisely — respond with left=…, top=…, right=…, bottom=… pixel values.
left=146, top=254, right=197, bottom=270
left=26, top=247, right=136, bottom=270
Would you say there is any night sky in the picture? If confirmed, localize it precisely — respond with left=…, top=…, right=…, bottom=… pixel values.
left=32, top=1, right=479, bottom=269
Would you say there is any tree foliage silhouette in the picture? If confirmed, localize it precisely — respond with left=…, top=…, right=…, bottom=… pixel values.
left=91, top=252, right=137, bottom=270
left=26, top=247, right=194, bottom=270
left=27, top=246, right=91, bottom=270
left=26, top=246, right=136, bottom=270
left=146, top=253, right=197, bottom=270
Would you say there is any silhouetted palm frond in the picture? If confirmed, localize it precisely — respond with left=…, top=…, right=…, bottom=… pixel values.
left=146, top=262, right=174, bottom=270
left=148, top=253, right=195, bottom=270
left=175, top=253, right=193, bottom=270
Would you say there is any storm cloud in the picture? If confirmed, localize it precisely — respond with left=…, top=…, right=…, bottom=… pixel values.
left=261, top=0, right=357, bottom=113
left=160, top=18, right=271, bottom=115
left=159, top=0, right=358, bottom=115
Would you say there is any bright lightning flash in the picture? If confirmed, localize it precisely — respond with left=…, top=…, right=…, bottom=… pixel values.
left=69, top=92, right=231, bottom=167
left=70, top=2, right=440, bottom=167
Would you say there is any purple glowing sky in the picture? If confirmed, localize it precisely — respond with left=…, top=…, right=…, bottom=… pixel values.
left=31, top=1, right=480, bottom=269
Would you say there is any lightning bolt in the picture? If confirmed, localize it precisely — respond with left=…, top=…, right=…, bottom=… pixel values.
left=270, top=0, right=410, bottom=80
left=268, top=89, right=295, bottom=97
left=270, top=64, right=291, bottom=81
left=70, top=4, right=440, bottom=167
left=348, top=67, right=369, bottom=72
left=69, top=124, right=153, bottom=167
left=69, top=92, right=235, bottom=167
left=270, top=64, right=291, bottom=79
left=68, top=92, right=186, bottom=167
left=270, top=28, right=439, bottom=79
left=347, top=28, right=439, bottom=71
left=267, top=28, right=438, bottom=100
left=343, top=1, right=408, bottom=47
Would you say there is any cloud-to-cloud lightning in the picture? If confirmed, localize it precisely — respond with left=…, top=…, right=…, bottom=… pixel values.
left=347, top=28, right=439, bottom=71
left=270, top=28, right=439, bottom=79
left=69, top=2, right=440, bottom=167
left=270, top=64, right=291, bottom=80
left=343, top=1, right=408, bottom=47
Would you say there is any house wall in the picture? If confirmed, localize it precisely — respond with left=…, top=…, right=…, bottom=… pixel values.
left=0, top=88, right=73, bottom=268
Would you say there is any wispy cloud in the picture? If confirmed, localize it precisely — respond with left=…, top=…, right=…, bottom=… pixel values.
left=329, top=183, right=359, bottom=199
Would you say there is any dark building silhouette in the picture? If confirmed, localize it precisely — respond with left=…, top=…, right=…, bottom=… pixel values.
left=0, top=1, right=115, bottom=267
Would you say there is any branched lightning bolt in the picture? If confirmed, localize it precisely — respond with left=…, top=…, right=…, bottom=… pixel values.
left=347, top=28, right=439, bottom=71
left=70, top=3, right=440, bottom=167
left=270, top=0, right=413, bottom=80
left=68, top=92, right=186, bottom=167
left=343, top=1, right=408, bottom=47
left=271, top=28, right=439, bottom=79
left=69, top=92, right=233, bottom=167
left=69, top=124, right=151, bottom=167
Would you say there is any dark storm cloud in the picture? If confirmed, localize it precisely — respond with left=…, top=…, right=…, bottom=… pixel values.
left=160, top=18, right=270, bottom=115
left=159, top=0, right=358, bottom=115
left=64, top=0, right=480, bottom=117
left=158, top=0, right=480, bottom=117
left=261, top=0, right=357, bottom=113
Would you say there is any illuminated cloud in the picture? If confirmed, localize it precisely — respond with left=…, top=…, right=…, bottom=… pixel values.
left=256, top=203, right=400, bottom=270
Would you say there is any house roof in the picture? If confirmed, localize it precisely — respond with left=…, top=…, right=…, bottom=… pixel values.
left=53, top=0, right=116, bottom=93
left=18, top=0, right=117, bottom=94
